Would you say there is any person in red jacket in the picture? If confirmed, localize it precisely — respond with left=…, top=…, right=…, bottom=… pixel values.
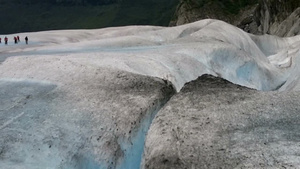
left=14, top=36, right=17, bottom=44
left=0, top=37, right=1, bottom=43
left=4, top=37, right=8, bottom=45
left=17, top=36, right=20, bottom=42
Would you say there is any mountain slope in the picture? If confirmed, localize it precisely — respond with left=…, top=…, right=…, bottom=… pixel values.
left=170, top=0, right=300, bottom=37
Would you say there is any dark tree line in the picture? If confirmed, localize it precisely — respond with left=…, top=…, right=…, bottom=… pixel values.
left=54, top=0, right=121, bottom=5
left=0, top=0, right=122, bottom=5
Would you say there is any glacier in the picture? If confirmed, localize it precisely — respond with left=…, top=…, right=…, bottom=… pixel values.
left=0, top=19, right=300, bottom=169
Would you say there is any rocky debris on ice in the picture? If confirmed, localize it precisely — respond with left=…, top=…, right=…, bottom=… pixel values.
left=143, top=74, right=300, bottom=169
left=0, top=69, right=174, bottom=169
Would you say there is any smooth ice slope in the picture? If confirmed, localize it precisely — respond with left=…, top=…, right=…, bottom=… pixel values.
left=1, top=19, right=300, bottom=92
left=1, top=19, right=300, bottom=169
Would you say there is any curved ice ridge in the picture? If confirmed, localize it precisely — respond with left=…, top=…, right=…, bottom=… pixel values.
left=3, top=19, right=300, bottom=92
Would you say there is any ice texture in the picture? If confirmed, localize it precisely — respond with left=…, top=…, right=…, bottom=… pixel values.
left=0, top=19, right=300, bottom=169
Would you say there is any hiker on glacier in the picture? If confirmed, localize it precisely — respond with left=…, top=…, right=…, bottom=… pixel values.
left=25, top=36, right=28, bottom=44
left=4, top=37, right=8, bottom=45
left=14, top=37, right=17, bottom=44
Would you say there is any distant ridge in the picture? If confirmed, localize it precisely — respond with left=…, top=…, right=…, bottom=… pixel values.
left=0, top=0, right=178, bottom=34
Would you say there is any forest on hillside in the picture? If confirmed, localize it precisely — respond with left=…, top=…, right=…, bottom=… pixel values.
left=0, top=0, right=178, bottom=34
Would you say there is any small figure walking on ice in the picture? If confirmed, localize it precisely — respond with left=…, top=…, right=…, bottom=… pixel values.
left=14, top=37, right=17, bottom=44
left=17, top=36, right=20, bottom=42
left=25, top=36, right=28, bottom=44
left=4, top=37, right=8, bottom=45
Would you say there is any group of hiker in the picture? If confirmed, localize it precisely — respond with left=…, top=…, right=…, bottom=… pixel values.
left=0, top=36, right=28, bottom=45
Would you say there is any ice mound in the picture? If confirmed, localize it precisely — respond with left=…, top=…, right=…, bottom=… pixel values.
left=2, top=19, right=300, bottom=91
